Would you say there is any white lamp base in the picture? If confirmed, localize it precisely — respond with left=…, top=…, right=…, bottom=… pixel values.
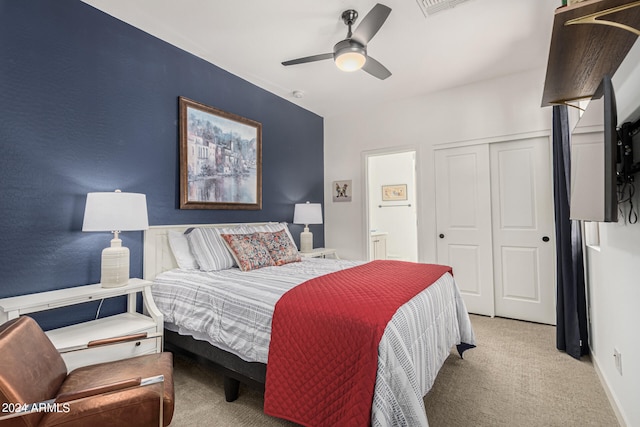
left=100, top=238, right=130, bottom=288
left=300, top=226, right=313, bottom=253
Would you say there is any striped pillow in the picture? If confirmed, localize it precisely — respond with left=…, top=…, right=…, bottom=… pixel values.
left=186, top=227, right=236, bottom=271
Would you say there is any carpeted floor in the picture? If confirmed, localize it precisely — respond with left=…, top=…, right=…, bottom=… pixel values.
left=169, top=315, right=619, bottom=426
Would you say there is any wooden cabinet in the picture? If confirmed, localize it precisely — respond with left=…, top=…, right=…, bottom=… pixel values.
left=542, top=0, right=640, bottom=106
left=0, top=279, right=163, bottom=372
left=370, top=232, right=388, bottom=260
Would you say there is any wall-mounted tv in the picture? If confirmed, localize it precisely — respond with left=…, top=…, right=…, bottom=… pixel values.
left=569, top=75, right=618, bottom=223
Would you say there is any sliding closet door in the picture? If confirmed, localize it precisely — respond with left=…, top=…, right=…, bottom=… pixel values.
left=435, top=139, right=556, bottom=324
left=435, top=145, right=495, bottom=317
left=490, top=138, right=556, bottom=325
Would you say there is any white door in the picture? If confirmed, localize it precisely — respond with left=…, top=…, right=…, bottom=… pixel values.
left=490, top=138, right=556, bottom=325
left=435, top=145, right=495, bottom=317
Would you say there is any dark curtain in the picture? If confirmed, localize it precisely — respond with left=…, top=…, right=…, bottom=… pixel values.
left=552, top=105, right=589, bottom=359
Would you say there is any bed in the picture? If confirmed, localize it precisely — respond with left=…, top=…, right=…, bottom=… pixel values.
left=144, top=223, right=475, bottom=426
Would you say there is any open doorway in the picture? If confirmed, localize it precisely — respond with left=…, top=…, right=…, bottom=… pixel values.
left=365, top=149, right=418, bottom=262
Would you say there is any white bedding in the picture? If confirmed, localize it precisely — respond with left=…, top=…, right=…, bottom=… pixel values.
left=151, top=257, right=475, bottom=426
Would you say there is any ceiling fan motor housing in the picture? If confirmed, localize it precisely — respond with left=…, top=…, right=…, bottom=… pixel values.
left=333, top=39, right=366, bottom=59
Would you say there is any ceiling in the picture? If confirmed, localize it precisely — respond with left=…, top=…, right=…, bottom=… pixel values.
left=82, top=0, right=560, bottom=118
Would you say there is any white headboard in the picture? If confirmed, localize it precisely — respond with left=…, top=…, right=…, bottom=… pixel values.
left=143, top=222, right=273, bottom=280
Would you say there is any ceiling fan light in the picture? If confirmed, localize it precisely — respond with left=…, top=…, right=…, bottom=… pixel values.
left=335, top=52, right=366, bottom=72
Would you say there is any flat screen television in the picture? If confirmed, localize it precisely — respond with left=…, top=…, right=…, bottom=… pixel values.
left=569, top=75, right=618, bottom=222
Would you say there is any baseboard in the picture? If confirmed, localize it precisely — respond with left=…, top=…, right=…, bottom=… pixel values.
left=592, top=354, right=627, bottom=427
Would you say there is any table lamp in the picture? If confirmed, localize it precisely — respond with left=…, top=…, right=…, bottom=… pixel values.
left=82, top=190, right=149, bottom=287
left=293, top=202, right=323, bottom=253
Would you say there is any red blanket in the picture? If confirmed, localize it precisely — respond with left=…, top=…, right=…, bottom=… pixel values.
left=263, top=260, right=452, bottom=427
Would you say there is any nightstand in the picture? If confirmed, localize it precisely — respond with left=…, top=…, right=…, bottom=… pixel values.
left=299, top=248, right=339, bottom=259
left=0, top=278, right=163, bottom=372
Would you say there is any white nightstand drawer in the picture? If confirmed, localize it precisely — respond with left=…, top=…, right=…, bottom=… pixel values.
left=61, top=335, right=160, bottom=372
left=46, top=313, right=157, bottom=351
left=46, top=312, right=160, bottom=372
left=299, top=248, right=339, bottom=259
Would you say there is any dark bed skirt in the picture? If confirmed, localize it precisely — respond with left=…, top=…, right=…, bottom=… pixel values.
left=163, top=328, right=267, bottom=401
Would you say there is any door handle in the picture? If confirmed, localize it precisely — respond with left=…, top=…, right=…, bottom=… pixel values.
left=439, top=234, right=445, bottom=239
left=542, top=236, right=550, bottom=242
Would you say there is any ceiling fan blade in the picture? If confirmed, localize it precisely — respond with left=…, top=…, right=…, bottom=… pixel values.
left=351, top=3, right=391, bottom=46
left=362, top=56, right=391, bottom=80
left=282, top=53, right=333, bottom=66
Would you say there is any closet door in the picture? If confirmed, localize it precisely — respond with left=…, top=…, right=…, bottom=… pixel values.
left=435, top=145, right=495, bottom=317
left=490, top=138, right=556, bottom=325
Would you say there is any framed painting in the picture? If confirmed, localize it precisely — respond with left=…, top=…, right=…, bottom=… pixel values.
left=382, top=184, right=407, bottom=201
left=179, top=97, right=262, bottom=210
left=333, top=180, right=352, bottom=202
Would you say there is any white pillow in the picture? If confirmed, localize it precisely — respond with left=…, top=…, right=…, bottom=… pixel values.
left=186, top=227, right=236, bottom=271
left=167, top=230, right=199, bottom=270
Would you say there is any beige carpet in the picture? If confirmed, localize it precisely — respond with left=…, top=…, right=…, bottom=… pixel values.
left=169, top=315, right=619, bottom=426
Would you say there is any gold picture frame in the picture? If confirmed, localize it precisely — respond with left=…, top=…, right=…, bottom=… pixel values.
left=179, top=97, right=262, bottom=210
left=381, top=184, right=407, bottom=201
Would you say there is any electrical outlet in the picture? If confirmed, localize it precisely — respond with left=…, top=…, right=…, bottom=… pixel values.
left=613, top=348, right=622, bottom=375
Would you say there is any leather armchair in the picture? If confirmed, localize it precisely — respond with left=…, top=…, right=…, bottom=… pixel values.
left=0, top=316, right=174, bottom=427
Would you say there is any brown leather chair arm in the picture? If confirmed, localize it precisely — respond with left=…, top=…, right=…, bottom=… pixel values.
left=0, top=376, right=166, bottom=426
left=87, top=332, right=148, bottom=347
left=55, top=377, right=142, bottom=403
left=42, top=376, right=166, bottom=427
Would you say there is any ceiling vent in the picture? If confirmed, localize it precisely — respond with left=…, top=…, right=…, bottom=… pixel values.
left=416, top=0, right=472, bottom=16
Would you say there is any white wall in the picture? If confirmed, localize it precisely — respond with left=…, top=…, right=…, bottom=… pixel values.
left=324, top=67, right=552, bottom=261
left=324, top=54, right=640, bottom=425
left=584, top=40, right=640, bottom=427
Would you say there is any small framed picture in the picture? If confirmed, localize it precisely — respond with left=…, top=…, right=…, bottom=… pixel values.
left=382, top=184, right=407, bottom=201
left=333, top=180, right=352, bottom=202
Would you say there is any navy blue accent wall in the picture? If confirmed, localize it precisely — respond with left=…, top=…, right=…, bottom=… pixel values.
left=0, top=1, right=324, bottom=328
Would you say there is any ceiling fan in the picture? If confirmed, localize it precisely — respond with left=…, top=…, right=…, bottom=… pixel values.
left=282, top=3, right=392, bottom=80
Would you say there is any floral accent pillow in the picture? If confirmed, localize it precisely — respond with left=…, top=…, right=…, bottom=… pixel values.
left=259, top=230, right=301, bottom=266
left=245, top=222, right=298, bottom=251
left=220, top=233, right=276, bottom=271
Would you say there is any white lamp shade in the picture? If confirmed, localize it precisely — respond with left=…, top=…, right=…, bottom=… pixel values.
left=83, top=191, right=149, bottom=232
left=335, top=51, right=366, bottom=72
left=293, top=202, right=323, bottom=225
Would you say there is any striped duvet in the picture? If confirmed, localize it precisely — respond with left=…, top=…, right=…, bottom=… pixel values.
left=151, top=258, right=475, bottom=426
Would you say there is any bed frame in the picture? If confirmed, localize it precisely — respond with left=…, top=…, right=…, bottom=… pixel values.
left=144, top=223, right=273, bottom=401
